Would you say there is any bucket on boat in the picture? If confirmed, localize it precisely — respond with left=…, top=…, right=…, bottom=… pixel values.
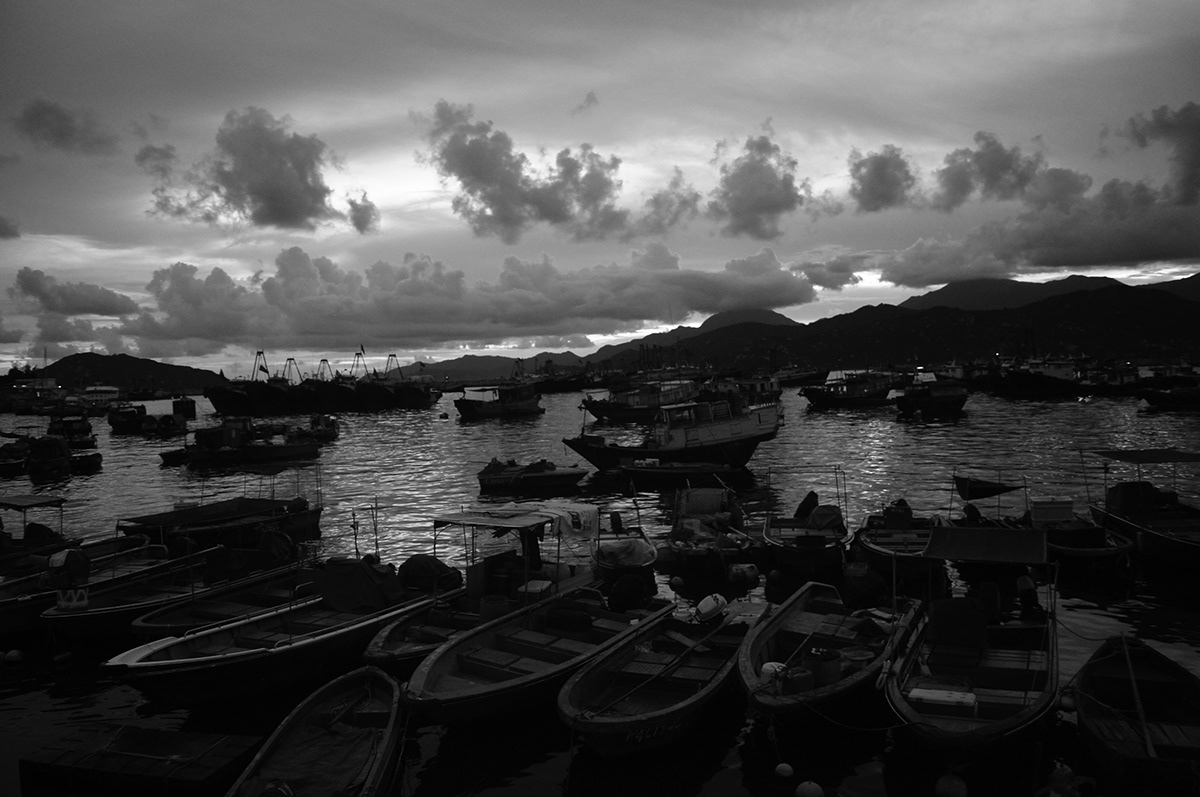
left=479, top=594, right=509, bottom=623
left=802, top=647, right=842, bottom=686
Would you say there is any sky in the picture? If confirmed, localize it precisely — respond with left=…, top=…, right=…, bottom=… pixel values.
left=1, top=1, right=1198, bottom=379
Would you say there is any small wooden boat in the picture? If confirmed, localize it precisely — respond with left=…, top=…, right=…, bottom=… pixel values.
left=224, top=666, right=402, bottom=797
left=0, top=494, right=72, bottom=576
left=288, top=413, right=340, bottom=443
left=115, top=494, right=323, bottom=549
left=759, top=495, right=851, bottom=584
left=558, top=597, right=768, bottom=758
left=1073, top=635, right=1200, bottom=795
left=1028, top=497, right=1135, bottom=582
left=883, top=525, right=1058, bottom=751
left=0, top=537, right=170, bottom=635
left=403, top=589, right=675, bottom=724
left=656, top=486, right=760, bottom=579
left=592, top=513, right=657, bottom=584
left=738, top=581, right=922, bottom=718
left=849, top=498, right=943, bottom=594
left=41, top=535, right=300, bottom=645
left=130, top=564, right=318, bottom=640
left=104, top=554, right=463, bottom=706
left=476, top=458, right=588, bottom=494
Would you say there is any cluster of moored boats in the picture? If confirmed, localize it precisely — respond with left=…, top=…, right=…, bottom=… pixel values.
left=5, top=442, right=1200, bottom=795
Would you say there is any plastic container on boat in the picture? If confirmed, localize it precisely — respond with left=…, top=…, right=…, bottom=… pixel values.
left=802, top=647, right=842, bottom=686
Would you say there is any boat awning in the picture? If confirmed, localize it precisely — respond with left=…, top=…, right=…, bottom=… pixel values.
left=954, top=475, right=1023, bottom=501
left=0, top=494, right=67, bottom=512
left=923, top=526, right=1047, bottom=564
left=432, top=501, right=599, bottom=538
left=1092, top=448, right=1200, bottom=465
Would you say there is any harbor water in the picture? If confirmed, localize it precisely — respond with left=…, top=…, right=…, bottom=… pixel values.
left=2, top=389, right=1199, bottom=796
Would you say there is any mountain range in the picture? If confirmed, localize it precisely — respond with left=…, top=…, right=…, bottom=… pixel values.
left=16, top=273, right=1200, bottom=390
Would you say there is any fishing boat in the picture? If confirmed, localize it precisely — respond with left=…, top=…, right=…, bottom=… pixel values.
left=883, top=525, right=1058, bottom=752
left=1088, top=448, right=1200, bottom=571
left=40, top=533, right=299, bottom=645
left=562, top=394, right=782, bottom=472
left=759, top=492, right=851, bottom=585
left=580, top=379, right=701, bottom=423
left=1026, top=496, right=1135, bottom=582
left=224, top=666, right=403, bottom=797
left=738, top=581, right=922, bottom=718
left=592, top=513, right=658, bottom=586
left=363, top=502, right=603, bottom=677
left=0, top=538, right=173, bottom=635
left=115, top=493, right=323, bottom=549
left=0, top=494, right=71, bottom=576
left=403, top=588, right=675, bottom=724
left=1072, top=635, right=1200, bottom=796
left=800, top=370, right=905, bottom=411
left=454, top=382, right=544, bottom=420
left=130, top=563, right=319, bottom=640
left=289, top=413, right=340, bottom=443
left=476, top=458, right=588, bottom=494
left=656, top=486, right=760, bottom=580
left=557, top=595, right=768, bottom=758
left=893, top=375, right=969, bottom=420
left=612, top=460, right=752, bottom=489
left=103, top=553, right=463, bottom=706
left=848, top=498, right=944, bottom=596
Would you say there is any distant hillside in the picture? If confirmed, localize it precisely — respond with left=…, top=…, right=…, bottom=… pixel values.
left=697, top=308, right=799, bottom=330
left=20, top=352, right=225, bottom=395
left=899, top=275, right=1123, bottom=311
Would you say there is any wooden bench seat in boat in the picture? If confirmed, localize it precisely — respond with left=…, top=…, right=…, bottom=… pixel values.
left=973, top=687, right=1035, bottom=719
left=590, top=617, right=633, bottom=635
left=496, top=628, right=583, bottom=663
left=1088, top=719, right=1200, bottom=755
left=457, top=646, right=556, bottom=679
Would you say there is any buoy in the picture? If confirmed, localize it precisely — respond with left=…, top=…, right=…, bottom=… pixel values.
left=934, top=772, right=968, bottom=797
left=695, top=593, right=728, bottom=621
left=669, top=576, right=686, bottom=592
left=4, top=649, right=24, bottom=665
left=774, top=762, right=794, bottom=779
left=761, top=661, right=787, bottom=680
left=794, top=781, right=824, bottom=797
left=1058, top=690, right=1076, bottom=712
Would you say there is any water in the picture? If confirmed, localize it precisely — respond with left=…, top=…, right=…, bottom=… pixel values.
left=2, top=391, right=1200, bottom=796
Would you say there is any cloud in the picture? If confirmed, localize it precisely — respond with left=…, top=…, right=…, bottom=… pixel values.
left=147, top=107, right=343, bottom=230
left=706, top=133, right=807, bottom=239
left=571, top=91, right=599, bottom=116
left=931, top=132, right=1044, bottom=211
left=423, top=101, right=631, bottom=243
left=0, top=311, right=23, bottom=344
left=9, top=268, right=140, bottom=315
left=92, top=241, right=819, bottom=353
left=0, top=215, right=18, bottom=239
left=347, top=192, right=380, bottom=233
left=790, top=252, right=869, bottom=290
left=33, top=313, right=97, bottom=344
left=848, top=144, right=918, bottom=212
left=12, top=99, right=119, bottom=155
left=134, top=143, right=177, bottom=180
left=1126, top=101, right=1200, bottom=204
left=628, top=168, right=702, bottom=238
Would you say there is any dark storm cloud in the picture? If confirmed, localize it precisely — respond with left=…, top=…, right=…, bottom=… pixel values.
left=0, top=312, right=23, bottom=345
left=571, top=91, right=599, bottom=116
left=0, top=154, right=19, bottom=169
left=629, top=168, right=703, bottom=238
left=108, top=241, right=818, bottom=352
left=34, top=313, right=96, bottom=343
left=931, top=132, right=1044, bottom=211
left=9, top=268, right=139, bottom=315
left=706, top=133, right=806, bottom=239
left=149, top=107, right=342, bottom=230
left=1126, top=101, right=1200, bottom=204
left=134, top=144, right=177, bottom=180
left=347, top=193, right=381, bottom=233
left=847, top=144, right=918, bottom=212
left=0, top=215, right=18, bottom=239
left=790, top=252, right=868, bottom=290
left=12, top=99, right=120, bottom=155
left=423, top=101, right=630, bottom=243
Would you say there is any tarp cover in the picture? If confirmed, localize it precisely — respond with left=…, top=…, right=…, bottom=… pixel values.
left=313, top=557, right=406, bottom=611
left=922, top=526, right=1047, bottom=564
left=432, top=501, right=599, bottom=538
left=1093, top=448, right=1200, bottom=464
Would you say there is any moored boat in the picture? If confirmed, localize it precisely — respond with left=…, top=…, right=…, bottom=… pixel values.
left=103, top=553, right=464, bottom=706
left=848, top=498, right=944, bottom=597
left=1072, top=635, right=1200, bottom=796
left=738, top=581, right=922, bottom=718
left=115, top=494, right=323, bottom=549
left=223, top=666, right=403, bottom=797
left=656, top=486, right=760, bottom=580
left=403, top=587, right=675, bottom=724
left=801, top=370, right=905, bottom=411
left=454, top=382, right=544, bottom=419
left=580, top=379, right=701, bottom=423
left=558, top=595, right=768, bottom=758
left=883, top=525, right=1058, bottom=752
left=893, top=375, right=969, bottom=420
left=563, top=394, right=782, bottom=471
left=759, top=492, right=851, bottom=585
left=476, top=458, right=588, bottom=494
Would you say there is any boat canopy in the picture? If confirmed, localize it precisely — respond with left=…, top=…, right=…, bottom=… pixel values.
left=432, top=501, right=599, bottom=539
left=954, top=475, right=1023, bottom=501
left=1092, top=448, right=1200, bottom=465
left=0, top=494, right=67, bottom=512
left=922, top=526, right=1047, bottom=564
